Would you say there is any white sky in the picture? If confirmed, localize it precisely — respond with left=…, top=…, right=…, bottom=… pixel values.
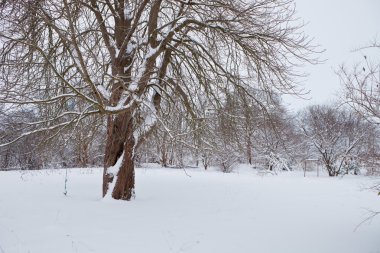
left=283, top=0, right=380, bottom=112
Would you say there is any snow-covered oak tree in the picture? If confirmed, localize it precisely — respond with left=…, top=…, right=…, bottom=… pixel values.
left=0, top=0, right=315, bottom=200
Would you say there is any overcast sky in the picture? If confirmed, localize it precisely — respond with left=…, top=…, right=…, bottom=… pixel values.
left=283, top=0, right=380, bottom=112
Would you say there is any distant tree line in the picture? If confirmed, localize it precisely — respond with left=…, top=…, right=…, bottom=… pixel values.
left=1, top=94, right=379, bottom=176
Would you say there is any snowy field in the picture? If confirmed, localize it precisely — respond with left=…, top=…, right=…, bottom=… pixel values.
left=1, top=165, right=380, bottom=253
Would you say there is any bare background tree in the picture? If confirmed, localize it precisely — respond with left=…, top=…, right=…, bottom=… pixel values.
left=339, top=42, right=380, bottom=123
left=339, top=41, right=380, bottom=175
left=299, top=104, right=373, bottom=176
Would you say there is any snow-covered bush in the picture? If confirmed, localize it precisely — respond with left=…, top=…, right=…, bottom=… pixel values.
left=343, top=158, right=360, bottom=175
left=216, top=150, right=238, bottom=173
left=266, top=152, right=291, bottom=173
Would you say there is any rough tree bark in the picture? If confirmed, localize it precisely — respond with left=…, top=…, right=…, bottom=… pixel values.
left=102, top=111, right=134, bottom=200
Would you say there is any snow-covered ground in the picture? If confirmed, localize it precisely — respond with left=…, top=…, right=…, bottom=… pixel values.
left=0, top=165, right=379, bottom=253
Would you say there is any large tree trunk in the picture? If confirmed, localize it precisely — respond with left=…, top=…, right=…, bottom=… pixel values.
left=103, top=112, right=135, bottom=200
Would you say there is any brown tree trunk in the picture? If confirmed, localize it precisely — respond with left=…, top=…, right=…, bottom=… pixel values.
left=247, top=140, right=252, bottom=165
left=160, top=132, right=168, bottom=167
left=103, top=112, right=136, bottom=200
left=79, top=142, right=89, bottom=167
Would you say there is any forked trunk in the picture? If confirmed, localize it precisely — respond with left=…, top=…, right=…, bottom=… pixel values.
left=326, top=164, right=337, bottom=177
left=103, top=112, right=136, bottom=200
